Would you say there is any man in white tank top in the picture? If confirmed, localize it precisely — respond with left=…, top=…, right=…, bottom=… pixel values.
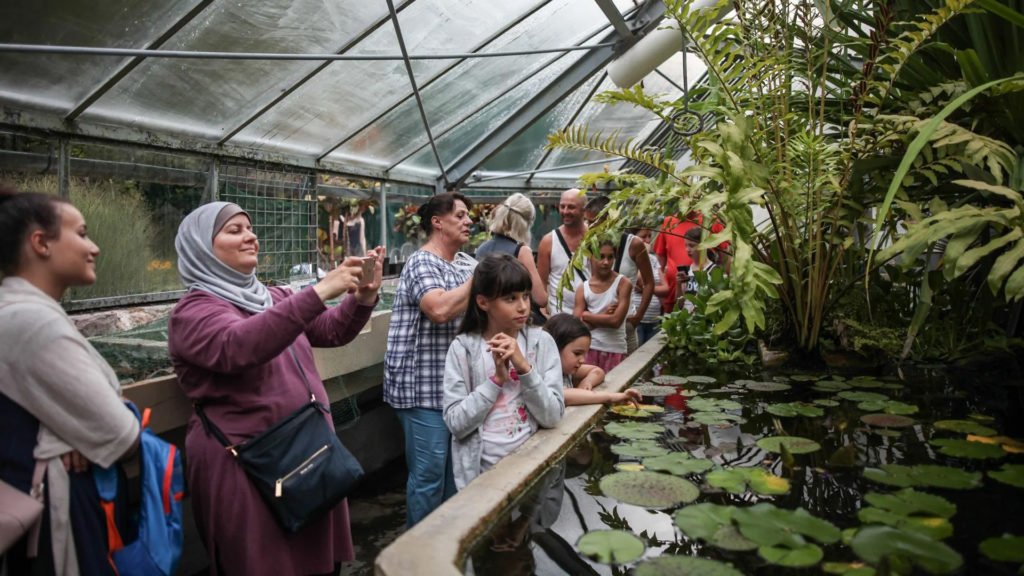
left=537, top=188, right=588, bottom=315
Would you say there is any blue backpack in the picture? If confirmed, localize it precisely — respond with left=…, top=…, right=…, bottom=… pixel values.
left=94, top=403, right=185, bottom=576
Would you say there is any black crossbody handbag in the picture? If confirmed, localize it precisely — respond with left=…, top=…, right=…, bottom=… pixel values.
left=195, top=347, right=363, bottom=533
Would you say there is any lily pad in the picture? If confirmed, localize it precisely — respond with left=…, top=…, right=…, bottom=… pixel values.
left=705, top=468, right=748, bottom=494
left=643, top=453, right=714, bottom=476
left=747, top=468, right=791, bottom=495
left=691, top=412, right=745, bottom=426
left=609, top=405, right=655, bottom=418
left=849, top=378, right=886, bottom=388
left=813, top=380, right=852, bottom=392
left=929, top=438, right=1007, bottom=459
left=932, top=419, right=997, bottom=437
left=685, top=375, right=719, bottom=384
left=969, top=412, right=996, bottom=422
left=756, top=436, right=822, bottom=454
left=863, top=488, right=956, bottom=518
left=838, top=390, right=889, bottom=403
left=604, top=421, right=664, bottom=440
left=576, top=529, right=645, bottom=564
left=733, top=503, right=841, bottom=547
left=651, top=375, right=688, bottom=385
left=850, top=525, right=963, bottom=574
left=599, top=471, right=700, bottom=508
left=860, top=413, right=915, bottom=428
left=789, top=374, right=822, bottom=382
left=881, top=401, right=919, bottom=415
left=862, top=464, right=983, bottom=490
left=766, top=402, right=824, bottom=418
left=814, top=398, right=841, bottom=407
left=635, top=556, right=743, bottom=576
left=759, top=542, right=824, bottom=567
left=706, top=467, right=789, bottom=495
left=629, top=384, right=678, bottom=397
left=979, top=534, right=1024, bottom=562
left=688, top=397, right=743, bottom=412
left=983, top=435, right=1024, bottom=454
left=611, top=440, right=670, bottom=458
left=988, top=464, right=1024, bottom=488
left=821, top=561, right=877, bottom=575
left=673, top=503, right=758, bottom=551
left=857, top=400, right=886, bottom=412
left=858, top=507, right=954, bottom=540
left=614, top=462, right=646, bottom=472
left=746, top=381, right=792, bottom=392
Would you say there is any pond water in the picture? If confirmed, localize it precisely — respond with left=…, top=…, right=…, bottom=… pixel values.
left=468, top=354, right=1024, bottom=575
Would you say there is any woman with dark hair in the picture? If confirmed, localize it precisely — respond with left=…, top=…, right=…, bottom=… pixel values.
left=168, top=201, right=382, bottom=575
left=442, top=254, right=564, bottom=490
left=0, top=184, right=140, bottom=576
left=383, top=191, right=475, bottom=527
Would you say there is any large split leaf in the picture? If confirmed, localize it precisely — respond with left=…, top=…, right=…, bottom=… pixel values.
left=733, top=504, right=840, bottom=547
left=604, top=421, right=664, bottom=440
left=863, top=465, right=982, bottom=490
left=599, top=471, right=700, bottom=508
left=576, top=529, right=645, bottom=564
left=929, top=438, right=1007, bottom=459
left=756, top=436, right=821, bottom=454
left=635, top=556, right=743, bottom=576
left=850, top=525, right=963, bottom=574
left=642, top=453, right=713, bottom=476
left=673, top=503, right=758, bottom=551
left=611, top=440, right=670, bottom=458
left=988, top=463, right=1024, bottom=488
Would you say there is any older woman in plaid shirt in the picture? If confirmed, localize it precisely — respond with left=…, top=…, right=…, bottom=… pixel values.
left=383, top=191, right=475, bottom=528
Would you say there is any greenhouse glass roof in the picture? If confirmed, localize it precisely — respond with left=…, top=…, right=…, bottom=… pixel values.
left=0, top=0, right=704, bottom=191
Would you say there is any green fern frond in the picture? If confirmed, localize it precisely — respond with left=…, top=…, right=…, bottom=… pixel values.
left=545, top=125, right=682, bottom=182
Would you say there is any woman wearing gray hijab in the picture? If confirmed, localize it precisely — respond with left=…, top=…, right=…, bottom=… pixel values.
left=167, top=202, right=382, bottom=576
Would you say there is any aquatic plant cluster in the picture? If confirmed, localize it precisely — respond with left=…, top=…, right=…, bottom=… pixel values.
left=503, top=364, right=1024, bottom=575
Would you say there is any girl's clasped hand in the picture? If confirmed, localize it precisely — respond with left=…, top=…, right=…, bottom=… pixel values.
left=486, top=331, right=530, bottom=383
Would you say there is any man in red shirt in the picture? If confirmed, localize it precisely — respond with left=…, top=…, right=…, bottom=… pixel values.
left=653, top=212, right=701, bottom=270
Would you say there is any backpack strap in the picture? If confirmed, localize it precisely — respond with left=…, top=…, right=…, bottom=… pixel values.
left=553, top=229, right=587, bottom=282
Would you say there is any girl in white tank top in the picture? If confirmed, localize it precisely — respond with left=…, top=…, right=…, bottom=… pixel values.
left=572, top=240, right=632, bottom=373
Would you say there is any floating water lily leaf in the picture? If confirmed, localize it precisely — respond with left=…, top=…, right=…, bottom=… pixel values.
left=988, top=464, right=1024, bottom=488
left=858, top=507, right=953, bottom=540
left=733, top=503, right=841, bottom=547
left=604, top=421, right=664, bottom=440
left=814, top=398, right=841, bottom=407
left=733, top=379, right=758, bottom=386
left=850, top=525, right=963, bottom=574
left=969, top=412, right=995, bottom=422
left=615, top=462, right=646, bottom=472
left=747, top=468, right=790, bottom=495
left=850, top=378, right=886, bottom=389
left=673, top=502, right=758, bottom=551
left=705, top=468, right=748, bottom=494
left=838, top=390, right=889, bottom=403
left=821, top=561, right=877, bottom=575
left=932, top=419, right=997, bottom=437
left=986, top=436, right=1024, bottom=454
left=576, top=529, right=645, bottom=564
left=610, top=405, right=654, bottom=418
left=691, top=412, right=745, bottom=426
left=643, top=453, right=713, bottom=476
left=599, top=471, right=700, bottom=508
left=857, top=400, right=886, bottom=412
left=882, top=401, right=919, bottom=415
left=863, top=488, right=956, bottom=518
left=929, top=438, right=1006, bottom=459
left=757, top=436, right=821, bottom=454
left=746, top=381, right=792, bottom=392
left=686, top=375, right=718, bottom=384
left=758, top=542, right=824, bottom=568
left=611, top=440, right=670, bottom=458
left=635, top=556, right=743, bottom=576
left=651, top=375, right=688, bottom=385
left=979, top=534, right=1024, bottom=562
left=860, top=413, right=915, bottom=428
left=789, top=374, right=822, bottom=382
left=688, top=397, right=742, bottom=412
left=629, top=384, right=678, bottom=397
left=638, top=404, right=665, bottom=413
left=862, top=465, right=983, bottom=490
left=814, top=380, right=852, bottom=392
left=766, top=402, right=824, bottom=418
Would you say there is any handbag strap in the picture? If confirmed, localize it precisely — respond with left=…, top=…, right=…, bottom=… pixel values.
left=195, top=346, right=318, bottom=454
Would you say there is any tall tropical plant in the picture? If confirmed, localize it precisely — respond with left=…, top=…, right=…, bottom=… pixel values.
left=549, top=0, right=1022, bottom=356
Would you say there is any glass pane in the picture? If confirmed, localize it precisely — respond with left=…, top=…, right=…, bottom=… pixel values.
left=0, top=0, right=202, bottom=112
left=326, top=0, right=624, bottom=173
left=63, top=143, right=210, bottom=301
left=84, top=0, right=391, bottom=141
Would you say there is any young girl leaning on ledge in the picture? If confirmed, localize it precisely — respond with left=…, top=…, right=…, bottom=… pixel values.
left=442, top=254, right=565, bottom=491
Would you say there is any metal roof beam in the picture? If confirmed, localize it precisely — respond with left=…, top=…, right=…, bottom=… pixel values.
left=525, top=70, right=607, bottom=186
left=443, top=0, right=667, bottom=189
left=592, top=0, right=635, bottom=40
left=66, top=0, right=215, bottom=122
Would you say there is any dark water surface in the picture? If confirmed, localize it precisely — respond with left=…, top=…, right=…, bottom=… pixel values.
left=468, top=354, right=1024, bottom=575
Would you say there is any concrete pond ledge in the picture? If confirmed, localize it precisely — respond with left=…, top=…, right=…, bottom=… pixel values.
left=374, top=333, right=668, bottom=576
